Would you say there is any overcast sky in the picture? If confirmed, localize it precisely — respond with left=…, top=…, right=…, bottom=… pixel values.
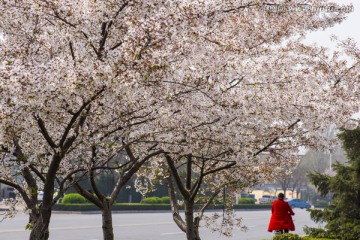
left=305, top=1, right=360, bottom=49
left=305, top=1, right=360, bottom=119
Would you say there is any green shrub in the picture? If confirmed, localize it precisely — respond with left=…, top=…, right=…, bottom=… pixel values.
left=303, top=226, right=339, bottom=239
left=302, top=237, right=336, bottom=240
left=61, top=193, right=89, bottom=204
left=213, top=197, right=223, bottom=204
left=160, top=196, right=170, bottom=204
left=238, top=198, right=256, bottom=204
left=273, top=233, right=302, bottom=240
left=54, top=203, right=98, bottom=211
left=195, top=196, right=222, bottom=204
left=140, top=197, right=162, bottom=204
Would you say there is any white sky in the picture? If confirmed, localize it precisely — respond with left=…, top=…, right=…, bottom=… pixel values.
left=305, top=1, right=360, bottom=49
left=305, top=1, right=360, bottom=120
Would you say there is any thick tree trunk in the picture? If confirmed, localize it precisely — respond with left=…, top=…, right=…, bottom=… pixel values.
left=184, top=201, right=201, bottom=240
left=29, top=207, right=52, bottom=240
left=101, top=200, right=114, bottom=240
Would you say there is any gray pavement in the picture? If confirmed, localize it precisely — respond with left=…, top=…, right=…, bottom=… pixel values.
left=0, top=208, right=320, bottom=240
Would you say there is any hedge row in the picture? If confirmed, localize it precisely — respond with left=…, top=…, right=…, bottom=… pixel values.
left=53, top=203, right=172, bottom=211
left=238, top=198, right=256, bottom=204
left=61, top=193, right=255, bottom=205
left=61, top=193, right=89, bottom=204
left=140, top=196, right=170, bottom=204
left=273, top=233, right=334, bottom=240
left=52, top=203, right=271, bottom=211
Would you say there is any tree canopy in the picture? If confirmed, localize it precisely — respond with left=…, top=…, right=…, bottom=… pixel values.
left=1, top=1, right=360, bottom=240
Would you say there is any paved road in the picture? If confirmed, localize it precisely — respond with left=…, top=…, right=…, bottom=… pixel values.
left=0, top=209, right=320, bottom=240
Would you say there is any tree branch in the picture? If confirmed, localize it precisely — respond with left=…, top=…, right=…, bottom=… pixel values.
left=109, top=150, right=164, bottom=203
left=29, top=164, right=46, bottom=183
left=69, top=41, right=76, bottom=63
left=59, top=87, right=105, bottom=149
left=186, top=154, right=192, bottom=190
left=204, top=162, right=236, bottom=177
left=166, top=155, right=190, bottom=199
left=167, top=173, right=186, bottom=232
left=253, top=119, right=301, bottom=156
left=34, top=114, right=58, bottom=149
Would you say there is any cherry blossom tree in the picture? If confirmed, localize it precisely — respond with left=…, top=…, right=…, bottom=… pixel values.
left=72, top=147, right=163, bottom=240
left=0, top=1, right=182, bottom=239
left=1, top=1, right=360, bottom=240
left=163, top=153, right=259, bottom=240
left=136, top=1, right=360, bottom=239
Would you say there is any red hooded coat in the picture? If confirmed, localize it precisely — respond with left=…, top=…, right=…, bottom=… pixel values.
left=268, top=199, right=295, bottom=232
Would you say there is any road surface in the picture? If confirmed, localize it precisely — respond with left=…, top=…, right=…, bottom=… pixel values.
left=0, top=209, right=320, bottom=240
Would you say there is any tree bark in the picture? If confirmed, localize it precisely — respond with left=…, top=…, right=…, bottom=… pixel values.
left=167, top=174, right=187, bottom=232
left=101, top=199, right=114, bottom=240
left=28, top=154, right=61, bottom=240
left=184, top=201, right=201, bottom=240
left=29, top=207, right=52, bottom=240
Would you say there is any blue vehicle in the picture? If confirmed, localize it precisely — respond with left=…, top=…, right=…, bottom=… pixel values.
left=287, top=199, right=311, bottom=209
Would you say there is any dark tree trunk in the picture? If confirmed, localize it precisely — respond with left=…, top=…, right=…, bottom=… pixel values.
left=101, top=199, right=114, bottom=240
left=29, top=207, right=52, bottom=240
left=184, top=201, right=201, bottom=240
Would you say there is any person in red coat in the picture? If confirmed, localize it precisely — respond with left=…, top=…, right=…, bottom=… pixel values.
left=268, top=193, right=295, bottom=234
